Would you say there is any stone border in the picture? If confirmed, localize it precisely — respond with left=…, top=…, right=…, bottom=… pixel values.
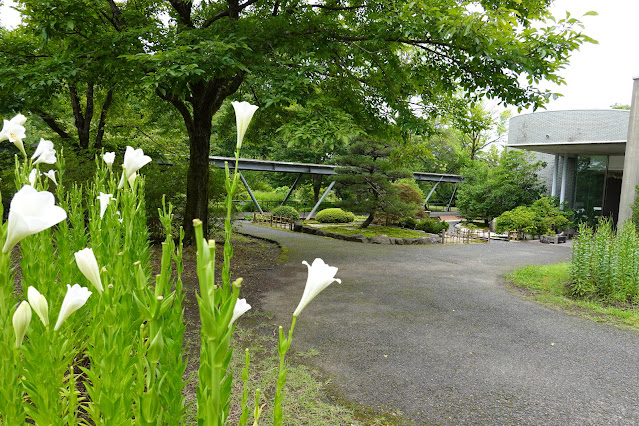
left=292, top=223, right=441, bottom=245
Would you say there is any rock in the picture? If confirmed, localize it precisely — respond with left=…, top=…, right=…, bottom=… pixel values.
left=390, top=237, right=404, bottom=245
left=314, top=229, right=328, bottom=237
left=370, top=236, right=391, bottom=244
left=346, top=234, right=367, bottom=243
left=293, top=222, right=303, bottom=232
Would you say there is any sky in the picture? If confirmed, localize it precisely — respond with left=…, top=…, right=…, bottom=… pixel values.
left=0, top=0, right=638, bottom=111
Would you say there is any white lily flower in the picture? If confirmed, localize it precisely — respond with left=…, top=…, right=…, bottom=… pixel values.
left=28, top=169, right=37, bottom=186
left=293, top=258, right=341, bottom=317
left=74, top=248, right=103, bottom=294
left=103, top=152, right=115, bottom=171
left=96, top=192, right=115, bottom=219
left=42, top=170, right=58, bottom=186
left=31, top=138, right=56, bottom=165
left=229, top=298, right=251, bottom=327
left=13, top=301, right=32, bottom=348
left=54, top=284, right=92, bottom=331
left=2, top=185, right=67, bottom=254
left=27, top=286, right=49, bottom=326
left=118, top=146, right=151, bottom=189
left=0, top=114, right=27, bottom=156
left=231, top=101, right=259, bottom=150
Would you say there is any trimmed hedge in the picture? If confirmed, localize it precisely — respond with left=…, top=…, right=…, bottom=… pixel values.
left=415, top=218, right=449, bottom=234
left=272, top=205, right=300, bottom=221
left=315, top=208, right=355, bottom=223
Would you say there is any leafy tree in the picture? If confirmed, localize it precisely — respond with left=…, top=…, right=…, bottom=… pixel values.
left=335, top=138, right=412, bottom=228
left=1, top=0, right=593, bottom=238
left=452, top=102, right=512, bottom=160
left=456, top=149, right=545, bottom=223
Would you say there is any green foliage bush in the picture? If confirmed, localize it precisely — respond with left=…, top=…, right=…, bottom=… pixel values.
left=415, top=218, right=449, bottom=234
left=315, top=208, right=354, bottom=223
left=272, top=205, right=299, bottom=221
left=495, top=197, right=570, bottom=238
left=569, top=218, right=639, bottom=302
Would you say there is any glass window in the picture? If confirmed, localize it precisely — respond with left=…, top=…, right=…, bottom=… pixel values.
left=573, top=156, right=606, bottom=225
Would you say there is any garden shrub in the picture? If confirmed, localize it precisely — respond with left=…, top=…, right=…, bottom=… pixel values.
left=415, top=218, right=448, bottom=234
left=272, top=205, right=300, bottom=221
left=495, top=197, right=570, bottom=238
left=569, top=218, right=639, bottom=302
left=315, top=208, right=355, bottom=223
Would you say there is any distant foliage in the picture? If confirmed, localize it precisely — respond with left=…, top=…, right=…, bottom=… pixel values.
left=569, top=218, right=639, bottom=302
left=315, top=208, right=355, bottom=224
left=272, top=205, right=300, bottom=221
left=495, top=197, right=570, bottom=238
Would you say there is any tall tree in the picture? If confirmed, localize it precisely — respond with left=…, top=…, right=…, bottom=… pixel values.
left=456, top=149, right=545, bottom=223
left=2, top=0, right=593, bottom=238
left=335, top=138, right=412, bottom=228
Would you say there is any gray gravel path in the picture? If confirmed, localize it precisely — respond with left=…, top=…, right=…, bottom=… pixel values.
left=236, top=222, right=639, bottom=425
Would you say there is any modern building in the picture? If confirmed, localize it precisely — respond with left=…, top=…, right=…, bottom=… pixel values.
left=507, top=78, right=639, bottom=225
left=507, top=109, right=628, bottom=223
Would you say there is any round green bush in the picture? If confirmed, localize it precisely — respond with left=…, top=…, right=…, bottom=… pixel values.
left=272, top=205, right=300, bottom=221
left=315, top=208, right=355, bottom=223
left=415, top=218, right=449, bottom=234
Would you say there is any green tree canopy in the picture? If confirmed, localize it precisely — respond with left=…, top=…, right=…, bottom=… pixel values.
left=1, top=0, right=593, bottom=238
left=457, top=149, right=546, bottom=223
left=335, top=138, right=412, bottom=228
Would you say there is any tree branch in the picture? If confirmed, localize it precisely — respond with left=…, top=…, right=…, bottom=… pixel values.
left=34, top=110, right=72, bottom=140
left=168, top=0, right=194, bottom=27
left=156, top=89, right=194, bottom=134
left=202, top=0, right=261, bottom=27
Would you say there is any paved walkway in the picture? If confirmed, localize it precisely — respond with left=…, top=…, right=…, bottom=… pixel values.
left=237, top=222, right=639, bottom=425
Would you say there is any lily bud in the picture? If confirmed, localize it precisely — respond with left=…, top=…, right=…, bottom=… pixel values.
left=27, top=286, right=49, bottom=326
left=74, top=248, right=104, bottom=294
left=13, top=301, right=32, bottom=348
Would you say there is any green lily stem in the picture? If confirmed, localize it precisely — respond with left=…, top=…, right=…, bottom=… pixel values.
left=273, top=315, right=297, bottom=426
left=222, top=151, right=241, bottom=291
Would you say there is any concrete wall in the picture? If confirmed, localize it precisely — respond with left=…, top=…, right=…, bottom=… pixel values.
left=509, top=110, right=629, bottom=145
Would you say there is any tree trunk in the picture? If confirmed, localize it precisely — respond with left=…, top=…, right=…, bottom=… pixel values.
left=69, top=83, right=94, bottom=150
left=164, top=76, right=244, bottom=241
left=361, top=212, right=375, bottom=228
left=312, top=175, right=322, bottom=203
left=183, top=109, right=213, bottom=241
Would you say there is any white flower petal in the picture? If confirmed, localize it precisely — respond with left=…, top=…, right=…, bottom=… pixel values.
left=293, top=258, right=341, bottom=317
left=231, top=101, right=259, bottom=149
left=2, top=186, right=67, bottom=253
left=230, top=298, right=251, bottom=327
left=54, top=284, right=92, bottom=331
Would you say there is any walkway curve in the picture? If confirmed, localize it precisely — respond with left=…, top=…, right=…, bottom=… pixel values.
left=237, top=222, right=639, bottom=425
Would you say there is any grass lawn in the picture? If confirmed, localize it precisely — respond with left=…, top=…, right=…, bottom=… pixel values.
left=318, top=225, right=430, bottom=239
left=506, top=263, right=639, bottom=330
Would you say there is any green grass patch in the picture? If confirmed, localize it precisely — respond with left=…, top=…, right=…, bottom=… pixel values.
left=319, top=225, right=428, bottom=239
left=506, top=263, right=639, bottom=330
